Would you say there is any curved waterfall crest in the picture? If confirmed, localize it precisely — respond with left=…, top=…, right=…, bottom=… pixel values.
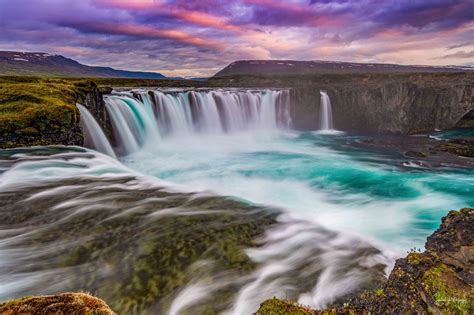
left=92, top=88, right=292, bottom=156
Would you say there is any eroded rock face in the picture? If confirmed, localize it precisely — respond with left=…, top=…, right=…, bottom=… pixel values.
left=290, top=75, right=473, bottom=134
left=257, top=208, right=474, bottom=314
left=0, top=292, right=115, bottom=315
left=80, top=82, right=114, bottom=141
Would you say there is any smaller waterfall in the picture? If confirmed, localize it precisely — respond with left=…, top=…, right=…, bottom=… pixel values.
left=319, top=91, right=333, bottom=130
left=77, top=104, right=116, bottom=158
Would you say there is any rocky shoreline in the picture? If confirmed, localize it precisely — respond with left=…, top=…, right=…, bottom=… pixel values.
left=257, top=208, right=473, bottom=314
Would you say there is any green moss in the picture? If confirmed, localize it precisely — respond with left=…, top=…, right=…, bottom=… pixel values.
left=407, top=252, right=422, bottom=265
left=374, top=288, right=385, bottom=296
left=423, top=264, right=470, bottom=314
left=257, top=297, right=314, bottom=315
left=0, top=77, right=89, bottom=148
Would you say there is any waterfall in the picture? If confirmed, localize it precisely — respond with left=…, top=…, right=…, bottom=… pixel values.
left=77, top=104, right=116, bottom=158
left=105, top=96, right=161, bottom=155
left=319, top=91, right=333, bottom=130
left=103, top=89, right=291, bottom=155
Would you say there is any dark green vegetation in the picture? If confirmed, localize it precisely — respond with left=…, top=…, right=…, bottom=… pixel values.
left=257, top=208, right=474, bottom=314
left=0, top=51, right=165, bottom=79
left=0, top=149, right=278, bottom=314
left=0, top=292, right=115, bottom=315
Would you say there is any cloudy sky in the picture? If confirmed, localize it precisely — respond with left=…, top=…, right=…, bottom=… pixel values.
left=0, top=0, right=472, bottom=76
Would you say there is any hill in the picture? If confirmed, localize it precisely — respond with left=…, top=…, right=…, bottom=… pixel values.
left=0, top=51, right=166, bottom=79
left=214, top=60, right=474, bottom=77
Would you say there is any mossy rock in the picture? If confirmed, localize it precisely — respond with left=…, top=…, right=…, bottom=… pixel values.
left=0, top=292, right=115, bottom=315
left=257, top=297, right=314, bottom=315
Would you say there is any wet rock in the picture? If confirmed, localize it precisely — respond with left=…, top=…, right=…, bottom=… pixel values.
left=405, top=150, right=427, bottom=158
left=0, top=292, right=115, bottom=315
left=435, top=138, right=474, bottom=157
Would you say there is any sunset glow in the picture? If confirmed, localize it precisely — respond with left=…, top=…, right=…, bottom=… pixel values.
left=0, top=0, right=472, bottom=76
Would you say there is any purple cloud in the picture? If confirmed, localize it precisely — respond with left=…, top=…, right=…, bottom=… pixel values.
left=0, top=0, right=472, bottom=76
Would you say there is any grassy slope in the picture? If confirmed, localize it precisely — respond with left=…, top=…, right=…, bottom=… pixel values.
left=0, top=77, right=82, bottom=147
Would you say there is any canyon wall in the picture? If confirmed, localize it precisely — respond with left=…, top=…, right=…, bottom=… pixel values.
left=1, top=73, right=473, bottom=150
left=290, top=74, right=473, bottom=133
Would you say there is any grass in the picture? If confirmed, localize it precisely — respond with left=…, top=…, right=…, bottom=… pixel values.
left=423, top=264, right=470, bottom=314
left=0, top=77, right=85, bottom=148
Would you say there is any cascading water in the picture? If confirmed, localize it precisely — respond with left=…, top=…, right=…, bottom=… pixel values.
left=103, top=89, right=291, bottom=155
left=77, top=103, right=116, bottom=158
left=319, top=91, right=333, bottom=130
left=6, top=87, right=472, bottom=314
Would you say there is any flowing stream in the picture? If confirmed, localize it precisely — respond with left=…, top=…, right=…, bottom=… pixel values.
left=0, top=88, right=473, bottom=314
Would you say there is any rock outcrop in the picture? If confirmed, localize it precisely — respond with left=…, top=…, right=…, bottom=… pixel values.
left=78, top=81, right=113, bottom=140
left=257, top=208, right=473, bottom=314
left=0, top=292, right=115, bottom=315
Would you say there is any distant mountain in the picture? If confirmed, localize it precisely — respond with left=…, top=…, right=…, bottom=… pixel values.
left=214, top=60, right=474, bottom=77
left=0, top=51, right=166, bottom=79
left=167, top=77, right=208, bottom=81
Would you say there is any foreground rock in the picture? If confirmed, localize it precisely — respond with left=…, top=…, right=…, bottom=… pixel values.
left=0, top=292, right=115, bottom=315
left=257, top=208, right=473, bottom=314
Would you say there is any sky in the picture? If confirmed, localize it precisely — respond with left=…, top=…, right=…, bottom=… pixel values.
left=0, top=0, right=473, bottom=77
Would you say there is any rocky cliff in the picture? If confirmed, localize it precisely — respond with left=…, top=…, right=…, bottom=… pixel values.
left=288, top=73, right=473, bottom=133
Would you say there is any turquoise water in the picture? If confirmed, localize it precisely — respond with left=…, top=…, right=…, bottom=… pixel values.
left=122, top=130, right=474, bottom=251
